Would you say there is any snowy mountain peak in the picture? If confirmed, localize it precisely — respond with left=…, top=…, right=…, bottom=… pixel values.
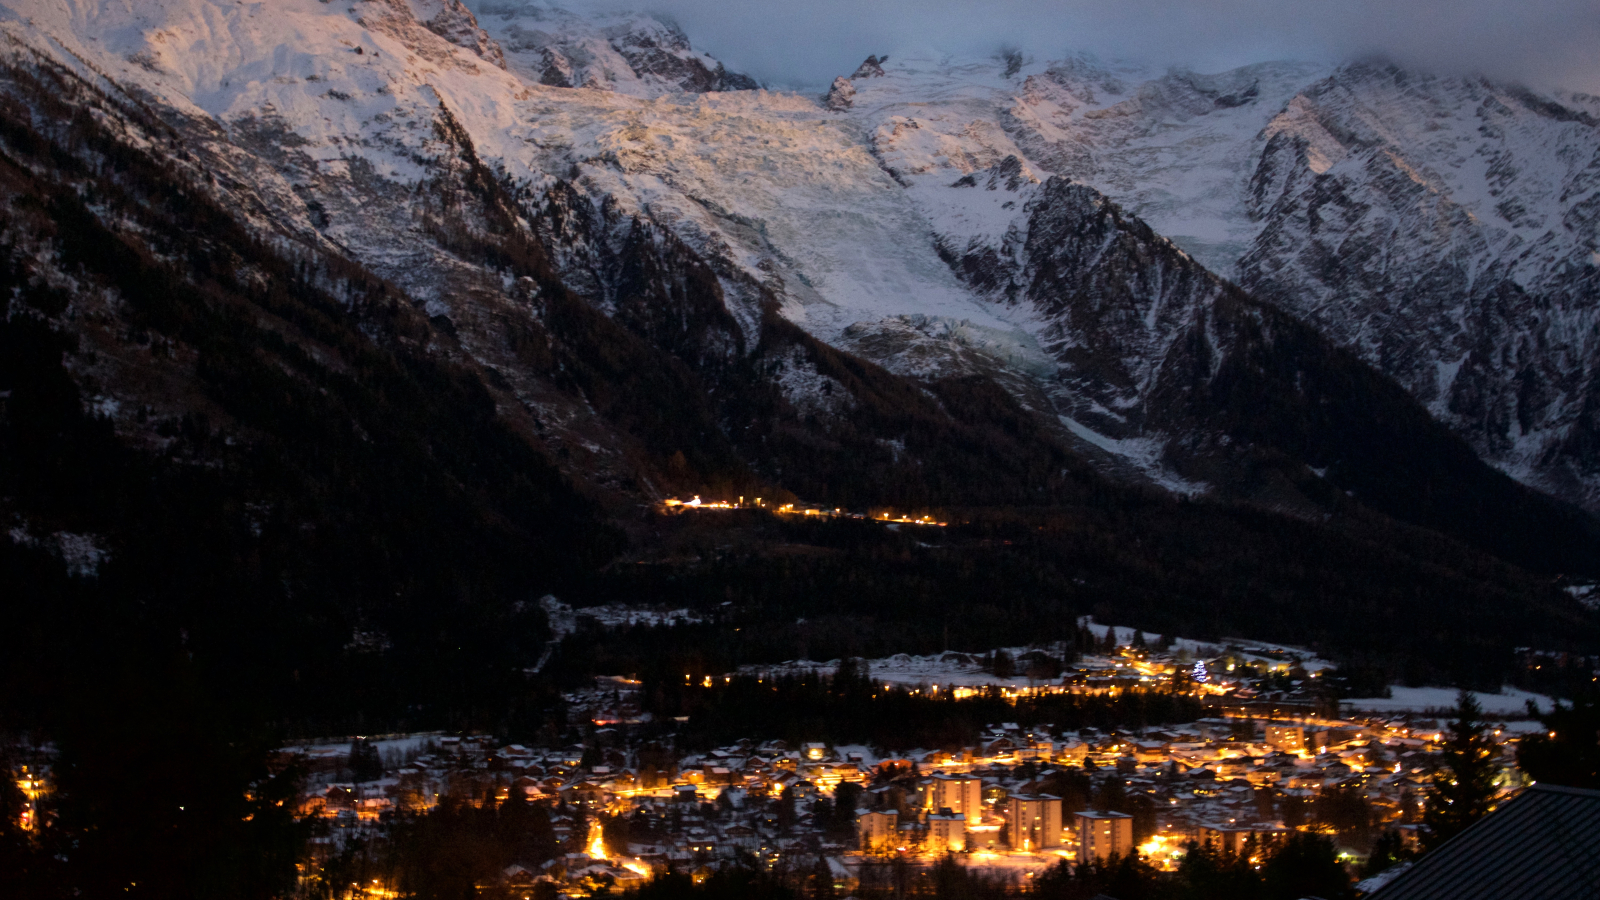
left=469, top=1, right=757, bottom=96
left=831, top=48, right=1600, bottom=509
left=400, top=0, right=506, bottom=69
left=850, top=55, right=888, bottom=80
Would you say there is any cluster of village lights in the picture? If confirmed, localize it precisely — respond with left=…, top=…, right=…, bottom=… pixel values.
left=15, top=768, right=43, bottom=832
left=585, top=819, right=652, bottom=878
left=661, top=496, right=946, bottom=526
left=346, top=879, right=400, bottom=900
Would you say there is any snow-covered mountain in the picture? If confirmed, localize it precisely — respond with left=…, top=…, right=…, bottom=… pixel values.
left=1239, top=67, right=1600, bottom=508
left=836, top=51, right=1600, bottom=509
left=1, top=0, right=1597, bottom=569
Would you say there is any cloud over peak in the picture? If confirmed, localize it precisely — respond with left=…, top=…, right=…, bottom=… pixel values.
left=491, top=0, right=1599, bottom=94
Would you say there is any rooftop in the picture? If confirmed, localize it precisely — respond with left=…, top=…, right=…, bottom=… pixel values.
left=1370, top=783, right=1600, bottom=900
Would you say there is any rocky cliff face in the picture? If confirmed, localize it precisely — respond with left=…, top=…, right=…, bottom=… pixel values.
left=841, top=51, right=1600, bottom=510
left=868, top=54, right=1600, bottom=511
left=473, top=1, right=757, bottom=94
left=1236, top=64, right=1600, bottom=509
left=405, top=0, right=508, bottom=68
left=922, top=172, right=1600, bottom=571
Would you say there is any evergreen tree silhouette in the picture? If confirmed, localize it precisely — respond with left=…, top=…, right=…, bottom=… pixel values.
left=1423, top=691, right=1499, bottom=849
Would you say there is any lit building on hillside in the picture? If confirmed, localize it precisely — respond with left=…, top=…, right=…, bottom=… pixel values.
left=927, top=809, right=967, bottom=854
left=1265, top=724, right=1331, bottom=754
left=856, top=809, right=899, bottom=852
left=926, top=774, right=984, bottom=822
left=1196, top=823, right=1291, bottom=856
left=1074, top=810, right=1134, bottom=862
left=1006, top=793, right=1063, bottom=850
left=1265, top=725, right=1306, bottom=753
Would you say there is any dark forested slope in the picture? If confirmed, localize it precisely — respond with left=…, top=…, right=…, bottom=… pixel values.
left=0, top=50, right=1594, bottom=738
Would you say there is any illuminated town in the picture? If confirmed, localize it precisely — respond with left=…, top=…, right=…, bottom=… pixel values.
left=170, top=630, right=1531, bottom=898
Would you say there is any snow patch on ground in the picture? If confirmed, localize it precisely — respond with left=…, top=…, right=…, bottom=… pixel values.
left=539, top=595, right=704, bottom=638
left=773, top=347, right=853, bottom=418
left=742, top=648, right=1102, bottom=691
left=281, top=732, right=446, bottom=765
left=740, top=618, right=1341, bottom=689
left=1354, top=862, right=1411, bottom=895
left=6, top=526, right=109, bottom=577
left=1060, top=417, right=1205, bottom=495
left=1080, top=617, right=1336, bottom=673
left=573, top=604, right=706, bottom=629
left=1343, top=685, right=1554, bottom=715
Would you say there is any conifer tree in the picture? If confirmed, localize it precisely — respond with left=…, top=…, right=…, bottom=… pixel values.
left=1261, top=833, right=1354, bottom=900
left=1422, top=691, right=1499, bottom=849
left=1362, top=830, right=1410, bottom=880
left=988, top=650, right=1015, bottom=678
left=1517, top=693, right=1600, bottom=789
left=349, top=738, right=383, bottom=783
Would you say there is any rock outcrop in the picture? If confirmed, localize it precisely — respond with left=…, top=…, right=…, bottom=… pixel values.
left=824, top=75, right=856, bottom=110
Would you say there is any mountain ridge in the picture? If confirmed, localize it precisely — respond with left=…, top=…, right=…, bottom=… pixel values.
left=0, top=0, right=1595, bottom=578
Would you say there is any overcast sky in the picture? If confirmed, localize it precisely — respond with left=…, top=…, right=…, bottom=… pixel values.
left=545, top=0, right=1600, bottom=93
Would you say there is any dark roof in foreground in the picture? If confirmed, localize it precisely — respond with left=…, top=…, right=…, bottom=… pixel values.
left=1369, top=783, right=1600, bottom=900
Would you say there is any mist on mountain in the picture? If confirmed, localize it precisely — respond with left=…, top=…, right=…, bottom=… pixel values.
left=514, top=0, right=1600, bottom=92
